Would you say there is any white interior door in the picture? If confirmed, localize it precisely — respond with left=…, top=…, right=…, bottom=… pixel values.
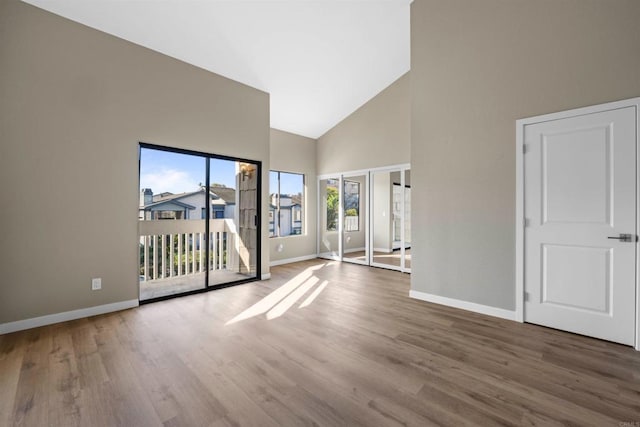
left=524, top=106, right=636, bottom=346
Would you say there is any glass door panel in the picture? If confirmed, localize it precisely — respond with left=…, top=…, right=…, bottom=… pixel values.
left=342, top=174, right=368, bottom=265
left=319, top=177, right=340, bottom=259
left=138, top=148, right=207, bottom=300
left=208, top=159, right=258, bottom=286
left=403, top=169, right=411, bottom=272
left=371, top=170, right=402, bottom=270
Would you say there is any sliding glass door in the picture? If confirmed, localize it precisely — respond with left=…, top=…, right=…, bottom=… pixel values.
left=138, top=144, right=260, bottom=302
left=138, top=149, right=207, bottom=299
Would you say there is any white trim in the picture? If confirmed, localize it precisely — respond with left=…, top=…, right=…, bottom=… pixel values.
left=636, top=101, right=640, bottom=351
left=401, top=169, right=406, bottom=271
left=269, top=254, right=318, bottom=267
left=410, top=290, right=517, bottom=321
left=261, top=273, right=272, bottom=280
left=515, top=97, right=640, bottom=350
left=317, top=163, right=411, bottom=180
left=515, top=119, right=525, bottom=322
left=338, top=174, right=344, bottom=259
left=0, top=299, right=139, bottom=335
left=316, top=177, right=320, bottom=257
left=366, top=172, right=370, bottom=266
left=516, top=98, right=640, bottom=126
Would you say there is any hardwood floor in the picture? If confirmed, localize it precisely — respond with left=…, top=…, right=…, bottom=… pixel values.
left=1, top=259, right=639, bottom=426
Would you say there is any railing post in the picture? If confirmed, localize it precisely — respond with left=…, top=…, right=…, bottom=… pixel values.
left=218, top=232, right=223, bottom=270
left=199, top=233, right=204, bottom=273
left=228, top=232, right=233, bottom=270
left=191, top=233, right=196, bottom=274
left=212, top=232, right=216, bottom=270
left=177, top=233, right=182, bottom=276
left=169, top=234, right=175, bottom=277
left=161, top=234, right=167, bottom=279
left=143, top=236, right=149, bottom=281
left=152, top=235, right=158, bottom=280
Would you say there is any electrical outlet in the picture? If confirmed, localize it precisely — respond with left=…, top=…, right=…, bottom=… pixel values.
left=91, top=278, right=102, bottom=290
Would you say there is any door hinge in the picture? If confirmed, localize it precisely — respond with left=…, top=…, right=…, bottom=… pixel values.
left=523, top=218, right=530, bottom=228
left=523, top=144, right=529, bottom=154
left=524, top=292, right=530, bottom=302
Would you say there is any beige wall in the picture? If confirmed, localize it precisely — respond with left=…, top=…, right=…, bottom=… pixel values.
left=0, top=0, right=270, bottom=324
left=411, top=0, right=640, bottom=310
left=269, top=129, right=317, bottom=263
left=317, top=73, right=410, bottom=174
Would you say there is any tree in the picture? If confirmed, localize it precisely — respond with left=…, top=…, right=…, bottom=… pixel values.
left=326, top=186, right=339, bottom=231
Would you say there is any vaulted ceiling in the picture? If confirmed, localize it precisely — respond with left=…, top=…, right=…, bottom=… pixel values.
left=23, top=0, right=411, bottom=139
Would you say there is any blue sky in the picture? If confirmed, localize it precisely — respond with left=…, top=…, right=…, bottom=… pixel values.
left=270, top=171, right=304, bottom=196
left=140, top=148, right=236, bottom=194
left=140, top=148, right=303, bottom=195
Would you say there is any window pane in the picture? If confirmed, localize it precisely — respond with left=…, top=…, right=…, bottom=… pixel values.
left=269, top=171, right=279, bottom=237
left=269, top=170, right=304, bottom=237
left=326, top=178, right=339, bottom=231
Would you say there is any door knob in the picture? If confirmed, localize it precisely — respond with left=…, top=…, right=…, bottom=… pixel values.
left=607, top=233, right=636, bottom=242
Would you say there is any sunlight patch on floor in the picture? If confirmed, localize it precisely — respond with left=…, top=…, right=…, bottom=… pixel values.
left=267, top=276, right=319, bottom=320
left=299, top=280, right=328, bottom=308
left=226, top=263, right=329, bottom=324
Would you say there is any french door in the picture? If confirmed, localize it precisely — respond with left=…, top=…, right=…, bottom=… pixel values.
left=138, top=143, right=261, bottom=302
left=342, top=172, right=369, bottom=266
left=318, top=165, right=411, bottom=272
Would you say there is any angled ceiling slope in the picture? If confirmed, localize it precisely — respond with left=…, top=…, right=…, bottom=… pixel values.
left=22, top=0, right=411, bottom=139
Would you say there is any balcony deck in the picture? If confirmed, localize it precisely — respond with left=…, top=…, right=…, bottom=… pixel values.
left=140, top=270, right=255, bottom=300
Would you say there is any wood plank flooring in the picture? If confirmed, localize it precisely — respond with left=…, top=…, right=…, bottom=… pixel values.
left=1, top=259, right=639, bottom=426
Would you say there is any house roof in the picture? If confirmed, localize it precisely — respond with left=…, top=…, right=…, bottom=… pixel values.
left=141, top=199, right=196, bottom=211
left=152, top=191, right=196, bottom=203
left=210, top=186, right=236, bottom=205
left=146, top=186, right=236, bottom=207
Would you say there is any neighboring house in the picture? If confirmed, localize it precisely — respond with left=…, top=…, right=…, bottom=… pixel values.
left=139, top=185, right=236, bottom=220
left=269, top=193, right=302, bottom=236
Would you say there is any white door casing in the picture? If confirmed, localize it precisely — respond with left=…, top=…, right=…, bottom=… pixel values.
left=520, top=105, right=637, bottom=346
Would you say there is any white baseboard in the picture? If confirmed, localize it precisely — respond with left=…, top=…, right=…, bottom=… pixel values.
left=409, top=290, right=517, bottom=321
left=343, top=247, right=365, bottom=254
left=0, top=299, right=139, bottom=335
left=269, top=254, right=318, bottom=267
left=261, top=273, right=272, bottom=280
left=373, top=247, right=393, bottom=253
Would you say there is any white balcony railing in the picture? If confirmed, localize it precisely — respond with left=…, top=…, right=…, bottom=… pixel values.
left=138, top=219, right=238, bottom=282
left=344, top=215, right=359, bottom=232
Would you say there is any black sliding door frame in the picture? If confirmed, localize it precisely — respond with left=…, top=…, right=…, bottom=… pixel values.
left=138, top=142, right=262, bottom=304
